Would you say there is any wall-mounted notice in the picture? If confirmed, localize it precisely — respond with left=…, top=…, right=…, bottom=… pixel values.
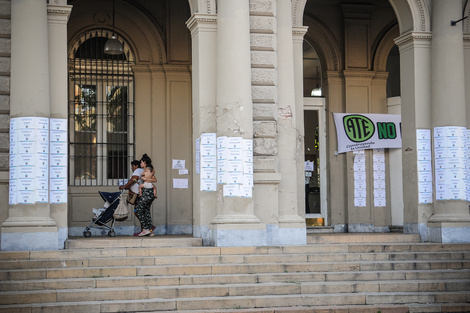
left=9, top=117, right=50, bottom=204
left=199, top=133, right=254, bottom=197
left=173, top=178, right=189, bottom=189
left=49, top=119, right=67, bottom=204
left=353, top=150, right=366, bottom=207
left=417, top=129, right=433, bottom=204
left=434, top=126, right=467, bottom=201
left=373, top=149, right=386, bottom=207
left=196, top=138, right=200, bottom=175
left=200, top=133, right=217, bottom=191
left=172, top=159, right=186, bottom=169
left=466, top=129, right=470, bottom=202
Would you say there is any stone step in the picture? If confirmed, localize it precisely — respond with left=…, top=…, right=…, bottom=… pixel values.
left=2, top=279, right=469, bottom=306
left=2, top=250, right=468, bottom=270
left=141, top=303, right=470, bottom=313
left=2, top=243, right=469, bottom=262
left=307, top=233, right=421, bottom=244
left=1, top=241, right=468, bottom=312
left=1, top=258, right=469, bottom=281
left=65, top=235, right=203, bottom=249
left=62, top=233, right=422, bottom=250
left=1, top=269, right=469, bottom=292
left=1, top=291, right=469, bottom=313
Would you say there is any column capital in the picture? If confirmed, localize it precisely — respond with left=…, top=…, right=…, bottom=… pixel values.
left=47, top=4, right=72, bottom=22
left=292, top=26, right=308, bottom=43
left=186, top=13, right=217, bottom=36
left=394, top=31, right=432, bottom=51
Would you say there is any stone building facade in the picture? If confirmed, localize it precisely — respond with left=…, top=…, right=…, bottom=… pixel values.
left=1, top=0, right=469, bottom=251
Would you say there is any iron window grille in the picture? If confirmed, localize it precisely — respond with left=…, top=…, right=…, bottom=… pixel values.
left=68, top=29, right=135, bottom=186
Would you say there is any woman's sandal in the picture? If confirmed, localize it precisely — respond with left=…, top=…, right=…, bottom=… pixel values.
left=137, top=230, right=151, bottom=236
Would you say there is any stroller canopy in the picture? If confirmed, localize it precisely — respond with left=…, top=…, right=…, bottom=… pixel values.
left=99, top=191, right=121, bottom=205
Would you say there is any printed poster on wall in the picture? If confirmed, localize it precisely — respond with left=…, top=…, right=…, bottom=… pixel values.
left=49, top=118, right=67, bottom=204
left=434, top=126, right=467, bottom=201
left=333, top=113, right=402, bottom=153
left=9, top=117, right=50, bottom=205
left=198, top=133, right=254, bottom=197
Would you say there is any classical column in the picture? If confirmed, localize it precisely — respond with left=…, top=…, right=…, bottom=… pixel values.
left=275, top=0, right=306, bottom=244
left=323, top=71, right=348, bottom=232
left=47, top=1, right=72, bottom=249
left=428, top=0, right=470, bottom=243
left=1, top=0, right=57, bottom=251
left=211, top=0, right=264, bottom=246
left=292, top=25, right=308, bottom=228
left=394, top=31, right=432, bottom=239
left=186, top=14, right=218, bottom=245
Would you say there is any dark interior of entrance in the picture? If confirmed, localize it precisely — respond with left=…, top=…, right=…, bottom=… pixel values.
left=304, top=110, right=320, bottom=215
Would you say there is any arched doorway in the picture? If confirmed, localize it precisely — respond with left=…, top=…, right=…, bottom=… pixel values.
left=67, top=0, right=193, bottom=237
left=298, top=0, right=427, bottom=233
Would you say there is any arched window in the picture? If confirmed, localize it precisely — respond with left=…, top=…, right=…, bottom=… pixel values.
left=303, top=40, right=322, bottom=97
left=68, top=30, right=135, bottom=186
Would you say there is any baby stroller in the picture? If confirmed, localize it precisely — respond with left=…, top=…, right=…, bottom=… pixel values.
left=83, top=190, right=125, bottom=237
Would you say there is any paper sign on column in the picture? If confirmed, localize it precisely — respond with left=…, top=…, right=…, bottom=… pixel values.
left=434, top=126, right=466, bottom=201
left=50, top=190, right=67, bottom=204
left=466, top=129, right=470, bottom=201
left=223, top=184, right=240, bottom=197
left=417, top=129, right=433, bottom=204
left=201, top=133, right=217, bottom=145
left=243, top=140, right=254, bottom=189
left=9, top=117, right=51, bottom=205
left=199, top=133, right=217, bottom=191
left=196, top=138, right=200, bottom=174
left=373, top=149, right=386, bottom=207
left=201, top=167, right=216, bottom=179
left=49, top=118, right=67, bottom=204
left=201, top=178, right=217, bottom=191
left=240, top=185, right=253, bottom=198
left=354, top=153, right=367, bottom=207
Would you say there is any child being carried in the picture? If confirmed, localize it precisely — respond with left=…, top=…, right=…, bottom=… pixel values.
left=139, top=164, right=157, bottom=198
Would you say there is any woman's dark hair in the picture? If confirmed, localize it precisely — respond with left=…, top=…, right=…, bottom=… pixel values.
left=140, top=153, right=152, bottom=166
left=131, top=160, right=140, bottom=167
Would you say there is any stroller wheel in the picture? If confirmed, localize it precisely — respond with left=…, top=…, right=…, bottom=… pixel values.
left=83, top=231, right=92, bottom=237
left=108, top=230, right=116, bottom=237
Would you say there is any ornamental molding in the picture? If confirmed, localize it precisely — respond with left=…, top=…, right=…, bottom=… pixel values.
left=416, top=0, right=427, bottom=32
left=186, top=14, right=217, bottom=33
left=373, top=23, right=399, bottom=71
left=47, top=4, right=72, bottom=19
left=304, top=15, right=342, bottom=71
left=373, top=71, right=389, bottom=81
left=292, top=0, right=307, bottom=27
left=394, top=31, right=432, bottom=48
left=343, top=70, right=377, bottom=79
left=292, top=26, right=308, bottom=36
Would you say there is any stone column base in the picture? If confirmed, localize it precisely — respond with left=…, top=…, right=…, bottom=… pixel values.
left=211, top=222, right=267, bottom=247
left=427, top=214, right=470, bottom=243
left=267, top=224, right=306, bottom=246
left=1, top=226, right=59, bottom=251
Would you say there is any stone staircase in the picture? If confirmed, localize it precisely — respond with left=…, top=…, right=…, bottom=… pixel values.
left=0, top=234, right=469, bottom=313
